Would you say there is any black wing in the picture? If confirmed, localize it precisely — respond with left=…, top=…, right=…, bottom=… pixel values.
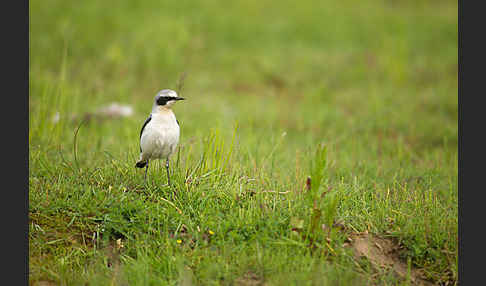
left=139, top=115, right=152, bottom=152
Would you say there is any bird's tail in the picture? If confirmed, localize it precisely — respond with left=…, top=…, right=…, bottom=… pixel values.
left=135, top=160, right=148, bottom=168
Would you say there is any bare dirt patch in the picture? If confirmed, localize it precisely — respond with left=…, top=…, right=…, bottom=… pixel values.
left=234, top=271, right=264, bottom=286
left=345, top=232, right=435, bottom=286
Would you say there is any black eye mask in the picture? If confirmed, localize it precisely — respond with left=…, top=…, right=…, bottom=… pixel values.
left=156, top=96, right=174, bottom=105
left=156, top=96, right=185, bottom=105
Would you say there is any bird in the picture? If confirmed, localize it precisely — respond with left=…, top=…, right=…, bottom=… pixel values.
left=135, top=89, right=185, bottom=186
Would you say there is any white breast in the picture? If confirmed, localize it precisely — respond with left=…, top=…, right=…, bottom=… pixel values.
left=140, top=110, right=180, bottom=161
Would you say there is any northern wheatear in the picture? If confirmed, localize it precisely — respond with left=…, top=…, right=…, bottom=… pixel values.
left=135, top=89, right=185, bottom=185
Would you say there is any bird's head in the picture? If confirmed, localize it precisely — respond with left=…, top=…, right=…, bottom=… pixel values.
left=153, top=89, right=185, bottom=109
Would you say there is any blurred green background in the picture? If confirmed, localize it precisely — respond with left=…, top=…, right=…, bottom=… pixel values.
left=29, top=0, right=457, bottom=172
left=29, top=0, right=457, bottom=284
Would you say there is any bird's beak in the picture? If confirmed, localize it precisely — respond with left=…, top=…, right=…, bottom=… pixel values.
left=174, top=97, right=185, bottom=101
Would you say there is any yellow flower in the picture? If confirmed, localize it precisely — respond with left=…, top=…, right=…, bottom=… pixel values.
left=176, top=239, right=182, bottom=244
left=209, top=230, right=215, bottom=235
left=116, top=238, right=124, bottom=250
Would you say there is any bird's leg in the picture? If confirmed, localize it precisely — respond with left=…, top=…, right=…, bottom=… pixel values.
left=144, top=161, right=149, bottom=184
left=165, top=158, right=171, bottom=186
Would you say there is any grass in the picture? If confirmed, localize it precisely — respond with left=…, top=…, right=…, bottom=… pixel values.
left=29, top=0, right=457, bottom=285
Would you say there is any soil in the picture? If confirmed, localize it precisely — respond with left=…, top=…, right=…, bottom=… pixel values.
left=345, top=232, right=436, bottom=286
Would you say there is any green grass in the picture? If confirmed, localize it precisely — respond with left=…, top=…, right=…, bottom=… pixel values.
left=29, top=0, right=457, bottom=285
